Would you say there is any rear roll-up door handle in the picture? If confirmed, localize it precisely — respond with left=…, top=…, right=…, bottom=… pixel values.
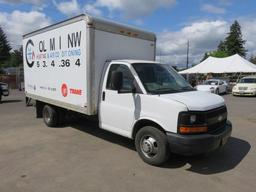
left=102, top=91, right=105, bottom=101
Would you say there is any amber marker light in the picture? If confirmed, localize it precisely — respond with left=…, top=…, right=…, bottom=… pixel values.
left=179, top=126, right=208, bottom=134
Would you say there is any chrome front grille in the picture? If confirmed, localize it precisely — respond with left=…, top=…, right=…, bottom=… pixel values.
left=238, top=87, right=248, bottom=90
left=206, top=106, right=227, bottom=133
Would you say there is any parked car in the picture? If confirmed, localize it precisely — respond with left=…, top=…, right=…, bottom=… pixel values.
left=232, top=76, right=256, bottom=96
left=0, top=82, right=9, bottom=102
left=196, top=79, right=227, bottom=94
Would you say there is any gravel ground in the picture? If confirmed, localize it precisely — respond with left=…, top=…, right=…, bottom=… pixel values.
left=0, top=90, right=255, bottom=192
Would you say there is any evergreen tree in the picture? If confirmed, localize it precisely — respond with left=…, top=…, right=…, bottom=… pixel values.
left=224, top=20, right=247, bottom=57
left=14, top=46, right=23, bottom=66
left=250, top=55, right=256, bottom=64
left=217, top=41, right=226, bottom=52
left=210, top=50, right=229, bottom=58
left=4, top=47, right=23, bottom=67
left=200, top=52, right=209, bottom=62
left=0, top=26, right=11, bottom=64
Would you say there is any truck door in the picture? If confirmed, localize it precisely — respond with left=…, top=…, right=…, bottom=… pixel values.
left=99, top=63, right=138, bottom=138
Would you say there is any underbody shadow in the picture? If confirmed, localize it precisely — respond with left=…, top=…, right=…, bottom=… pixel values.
left=64, top=116, right=250, bottom=174
left=69, top=116, right=135, bottom=151
left=0, top=99, right=22, bottom=104
left=163, top=137, right=250, bottom=175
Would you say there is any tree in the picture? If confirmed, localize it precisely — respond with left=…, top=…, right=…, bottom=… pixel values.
left=217, top=41, right=226, bottom=52
left=3, top=47, right=23, bottom=67
left=0, top=26, right=11, bottom=65
left=200, top=50, right=229, bottom=62
left=14, top=46, right=23, bottom=66
left=250, top=55, right=256, bottom=65
left=210, top=50, right=229, bottom=58
left=200, top=52, right=209, bottom=62
left=224, top=20, right=247, bottom=57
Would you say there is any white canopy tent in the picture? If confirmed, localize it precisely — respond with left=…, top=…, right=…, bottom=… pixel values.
left=179, top=54, right=256, bottom=74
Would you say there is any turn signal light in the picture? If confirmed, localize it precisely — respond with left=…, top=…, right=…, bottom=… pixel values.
left=179, top=126, right=208, bottom=134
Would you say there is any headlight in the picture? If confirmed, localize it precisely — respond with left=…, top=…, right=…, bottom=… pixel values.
left=210, top=87, right=215, bottom=93
left=190, top=115, right=196, bottom=123
left=233, top=86, right=237, bottom=90
left=250, top=87, right=256, bottom=90
left=178, top=112, right=207, bottom=134
left=1, top=85, right=7, bottom=89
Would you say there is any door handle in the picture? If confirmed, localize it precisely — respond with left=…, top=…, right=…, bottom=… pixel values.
left=102, top=91, right=105, bottom=101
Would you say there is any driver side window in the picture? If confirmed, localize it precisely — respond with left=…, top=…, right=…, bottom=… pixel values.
left=106, top=64, right=135, bottom=92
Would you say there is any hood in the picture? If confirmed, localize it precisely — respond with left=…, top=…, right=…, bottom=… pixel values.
left=160, top=91, right=225, bottom=111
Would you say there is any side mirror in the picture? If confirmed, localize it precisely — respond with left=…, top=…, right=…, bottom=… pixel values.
left=111, top=71, right=123, bottom=91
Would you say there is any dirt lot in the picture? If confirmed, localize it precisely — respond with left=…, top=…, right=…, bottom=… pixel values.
left=0, top=90, right=255, bottom=192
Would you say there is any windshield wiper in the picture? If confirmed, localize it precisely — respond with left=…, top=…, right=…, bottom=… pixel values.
left=150, top=88, right=179, bottom=94
left=180, top=86, right=194, bottom=91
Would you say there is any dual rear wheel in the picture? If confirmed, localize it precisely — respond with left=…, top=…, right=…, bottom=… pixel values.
left=42, top=105, right=65, bottom=127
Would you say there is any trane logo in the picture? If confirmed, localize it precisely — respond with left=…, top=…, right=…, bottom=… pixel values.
left=70, top=88, right=82, bottom=95
left=61, top=83, right=82, bottom=97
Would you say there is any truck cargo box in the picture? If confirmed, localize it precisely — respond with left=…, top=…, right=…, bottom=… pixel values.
left=23, top=14, right=156, bottom=115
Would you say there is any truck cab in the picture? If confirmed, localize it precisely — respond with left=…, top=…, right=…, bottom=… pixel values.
left=99, top=60, right=232, bottom=165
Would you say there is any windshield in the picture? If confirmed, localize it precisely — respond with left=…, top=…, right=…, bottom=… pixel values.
left=132, top=63, right=194, bottom=94
left=239, top=78, right=256, bottom=83
left=204, top=80, right=219, bottom=85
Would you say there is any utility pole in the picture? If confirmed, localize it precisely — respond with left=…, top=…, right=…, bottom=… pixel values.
left=186, top=40, right=189, bottom=81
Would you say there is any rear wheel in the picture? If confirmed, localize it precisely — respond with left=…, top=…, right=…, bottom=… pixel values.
left=135, top=126, right=170, bottom=166
left=43, top=105, right=59, bottom=127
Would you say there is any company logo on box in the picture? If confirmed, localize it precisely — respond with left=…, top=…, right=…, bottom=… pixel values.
left=61, top=83, right=82, bottom=97
left=25, top=39, right=35, bottom=68
left=61, top=83, right=68, bottom=97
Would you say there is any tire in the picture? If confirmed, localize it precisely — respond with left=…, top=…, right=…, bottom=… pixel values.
left=135, top=126, right=170, bottom=166
left=43, top=105, right=59, bottom=127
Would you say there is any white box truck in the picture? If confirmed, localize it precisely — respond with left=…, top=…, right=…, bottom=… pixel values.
left=23, top=14, right=232, bottom=165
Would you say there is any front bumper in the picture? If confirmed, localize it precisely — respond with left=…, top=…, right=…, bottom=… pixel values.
left=166, top=121, right=232, bottom=155
left=232, top=91, right=256, bottom=96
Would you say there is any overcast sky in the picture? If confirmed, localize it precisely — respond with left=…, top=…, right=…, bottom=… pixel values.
left=0, top=0, right=256, bottom=67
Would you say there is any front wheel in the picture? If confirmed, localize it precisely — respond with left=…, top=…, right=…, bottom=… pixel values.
left=135, top=126, right=170, bottom=166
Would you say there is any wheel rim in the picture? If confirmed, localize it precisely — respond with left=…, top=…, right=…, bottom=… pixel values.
left=44, top=108, right=51, bottom=124
left=140, top=135, right=158, bottom=158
